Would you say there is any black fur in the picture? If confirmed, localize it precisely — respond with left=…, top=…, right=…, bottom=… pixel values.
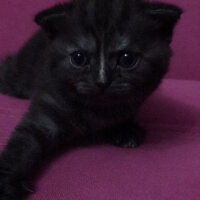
left=0, top=0, right=182, bottom=199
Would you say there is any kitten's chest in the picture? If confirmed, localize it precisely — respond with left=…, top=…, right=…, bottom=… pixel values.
left=83, top=104, right=134, bottom=131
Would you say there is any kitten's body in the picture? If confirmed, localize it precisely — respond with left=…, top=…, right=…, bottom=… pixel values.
left=0, top=0, right=182, bottom=199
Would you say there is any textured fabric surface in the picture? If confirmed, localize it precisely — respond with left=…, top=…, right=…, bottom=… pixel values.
left=0, top=79, right=200, bottom=200
left=0, top=0, right=200, bottom=199
left=0, top=0, right=200, bottom=80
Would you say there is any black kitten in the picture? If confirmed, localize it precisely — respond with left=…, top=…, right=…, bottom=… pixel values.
left=0, top=0, right=182, bottom=199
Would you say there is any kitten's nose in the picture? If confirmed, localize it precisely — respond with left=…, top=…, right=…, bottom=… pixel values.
left=96, top=79, right=111, bottom=90
left=95, top=70, right=112, bottom=90
left=95, top=56, right=112, bottom=90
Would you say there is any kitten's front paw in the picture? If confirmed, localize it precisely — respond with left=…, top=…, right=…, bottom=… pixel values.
left=107, top=123, right=146, bottom=148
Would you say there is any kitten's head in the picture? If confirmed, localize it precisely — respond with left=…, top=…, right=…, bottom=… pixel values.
left=35, top=0, right=182, bottom=102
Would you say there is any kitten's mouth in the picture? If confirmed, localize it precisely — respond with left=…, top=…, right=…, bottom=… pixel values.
left=76, top=83, right=131, bottom=95
left=108, top=83, right=131, bottom=94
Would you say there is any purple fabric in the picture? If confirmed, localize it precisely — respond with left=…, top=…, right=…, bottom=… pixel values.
left=0, top=0, right=200, bottom=199
left=0, top=79, right=200, bottom=200
left=0, top=0, right=200, bottom=80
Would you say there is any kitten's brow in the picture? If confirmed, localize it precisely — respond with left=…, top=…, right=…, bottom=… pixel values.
left=55, top=35, right=97, bottom=54
left=113, top=35, right=130, bottom=51
left=72, top=35, right=97, bottom=53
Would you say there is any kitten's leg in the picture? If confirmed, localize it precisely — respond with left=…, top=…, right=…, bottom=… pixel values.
left=105, top=121, right=146, bottom=148
left=0, top=99, right=68, bottom=199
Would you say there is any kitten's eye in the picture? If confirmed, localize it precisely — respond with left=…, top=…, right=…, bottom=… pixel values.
left=70, top=52, right=88, bottom=67
left=118, top=52, right=139, bottom=69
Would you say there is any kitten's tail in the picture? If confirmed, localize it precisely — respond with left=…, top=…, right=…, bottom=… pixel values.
left=0, top=56, right=30, bottom=99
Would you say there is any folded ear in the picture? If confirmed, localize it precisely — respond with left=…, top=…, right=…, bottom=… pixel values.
left=34, top=4, right=69, bottom=39
left=143, top=2, right=183, bottom=42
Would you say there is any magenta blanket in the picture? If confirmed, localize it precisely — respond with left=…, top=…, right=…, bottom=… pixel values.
left=0, top=0, right=200, bottom=199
